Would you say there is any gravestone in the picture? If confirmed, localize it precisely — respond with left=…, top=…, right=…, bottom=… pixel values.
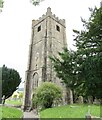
left=78, top=96, right=83, bottom=104
left=88, top=96, right=93, bottom=104
left=93, top=98, right=100, bottom=105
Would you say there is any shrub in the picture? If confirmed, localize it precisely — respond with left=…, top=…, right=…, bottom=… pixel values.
left=13, top=94, right=17, bottom=100
left=19, top=92, right=23, bottom=101
left=32, top=82, right=62, bottom=110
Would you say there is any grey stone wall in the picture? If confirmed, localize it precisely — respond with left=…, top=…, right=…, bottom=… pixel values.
left=23, top=7, right=68, bottom=110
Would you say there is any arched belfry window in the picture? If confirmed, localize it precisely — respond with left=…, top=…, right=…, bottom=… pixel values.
left=32, top=72, right=39, bottom=90
left=37, top=25, right=41, bottom=32
left=56, top=25, right=60, bottom=32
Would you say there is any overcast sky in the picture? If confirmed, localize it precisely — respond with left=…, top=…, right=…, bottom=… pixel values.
left=0, top=0, right=100, bottom=88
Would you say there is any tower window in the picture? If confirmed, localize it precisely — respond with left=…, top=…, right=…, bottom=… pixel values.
left=56, top=25, right=60, bottom=32
left=38, top=26, right=41, bottom=32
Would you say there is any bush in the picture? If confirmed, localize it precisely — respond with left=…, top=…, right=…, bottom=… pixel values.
left=19, top=92, right=23, bottom=101
left=32, top=82, right=62, bottom=110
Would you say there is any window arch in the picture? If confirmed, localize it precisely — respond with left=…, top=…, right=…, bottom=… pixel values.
left=37, top=25, right=41, bottom=32
left=32, top=72, right=39, bottom=90
left=56, top=25, right=60, bottom=32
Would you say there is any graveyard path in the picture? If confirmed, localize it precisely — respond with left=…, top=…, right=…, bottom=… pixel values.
left=23, top=109, right=39, bottom=119
left=3, top=104, right=39, bottom=119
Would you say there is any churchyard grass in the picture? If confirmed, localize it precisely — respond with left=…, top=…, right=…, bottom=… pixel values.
left=5, top=99, right=22, bottom=106
left=0, top=105, right=2, bottom=120
left=1, top=105, right=23, bottom=119
left=40, top=104, right=101, bottom=118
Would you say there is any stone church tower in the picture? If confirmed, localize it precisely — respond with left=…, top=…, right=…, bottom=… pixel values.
left=23, top=7, right=67, bottom=110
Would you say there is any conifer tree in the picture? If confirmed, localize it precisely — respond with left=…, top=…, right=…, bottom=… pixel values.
left=73, top=5, right=102, bottom=99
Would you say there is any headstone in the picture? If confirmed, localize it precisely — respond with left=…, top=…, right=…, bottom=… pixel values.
left=78, top=96, right=83, bottom=104
left=93, top=98, right=100, bottom=105
left=66, top=88, right=73, bottom=104
left=88, top=96, right=93, bottom=104
left=70, top=89, right=73, bottom=104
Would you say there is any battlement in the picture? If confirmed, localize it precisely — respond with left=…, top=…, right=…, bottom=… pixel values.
left=32, top=7, right=66, bottom=27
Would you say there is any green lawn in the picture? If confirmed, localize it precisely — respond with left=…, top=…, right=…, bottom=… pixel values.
left=40, top=104, right=101, bottom=118
left=0, top=106, right=2, bottom=120
left=1, top=106, right=23, bottom=119
left=5, top=99, right=22, bottom=106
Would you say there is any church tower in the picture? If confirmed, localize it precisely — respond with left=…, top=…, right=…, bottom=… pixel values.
left=23, top=7, right=67, bottom=110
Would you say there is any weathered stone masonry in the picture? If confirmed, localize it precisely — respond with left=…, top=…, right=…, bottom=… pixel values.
left=23, top=7, right=68, bottom=110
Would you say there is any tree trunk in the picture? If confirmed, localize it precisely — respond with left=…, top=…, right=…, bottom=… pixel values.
left=2, top=98, right=5, bottom=105
left=2, top=95, right=5, bottom=105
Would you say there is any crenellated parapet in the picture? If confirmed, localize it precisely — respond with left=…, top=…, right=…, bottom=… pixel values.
left=32, top=7, right=66, bottom=27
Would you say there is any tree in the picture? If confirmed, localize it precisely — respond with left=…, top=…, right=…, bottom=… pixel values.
left=13, top=94, right=17, bottom=100
left=0, top=0, right=3, bottom=12
left=0, top=67, right=2, bottom=103
left=0, top=0, right=3, bottom=8
left=31, top=0, right=45, bottom=6
left=73, top=5, right=102, bottom=100
left=33, top=82, right=62, bottom=110
left=50, top=5, right=102, bottom=102
left=0, top=0, right=45, bottom=13
left=0, top=0, right=45, bottom=9
left=50, top=48, right=79, bottom=100
left=2, top=65, right=21, bottom=104
left=19, top=92, right=23, bottom=101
